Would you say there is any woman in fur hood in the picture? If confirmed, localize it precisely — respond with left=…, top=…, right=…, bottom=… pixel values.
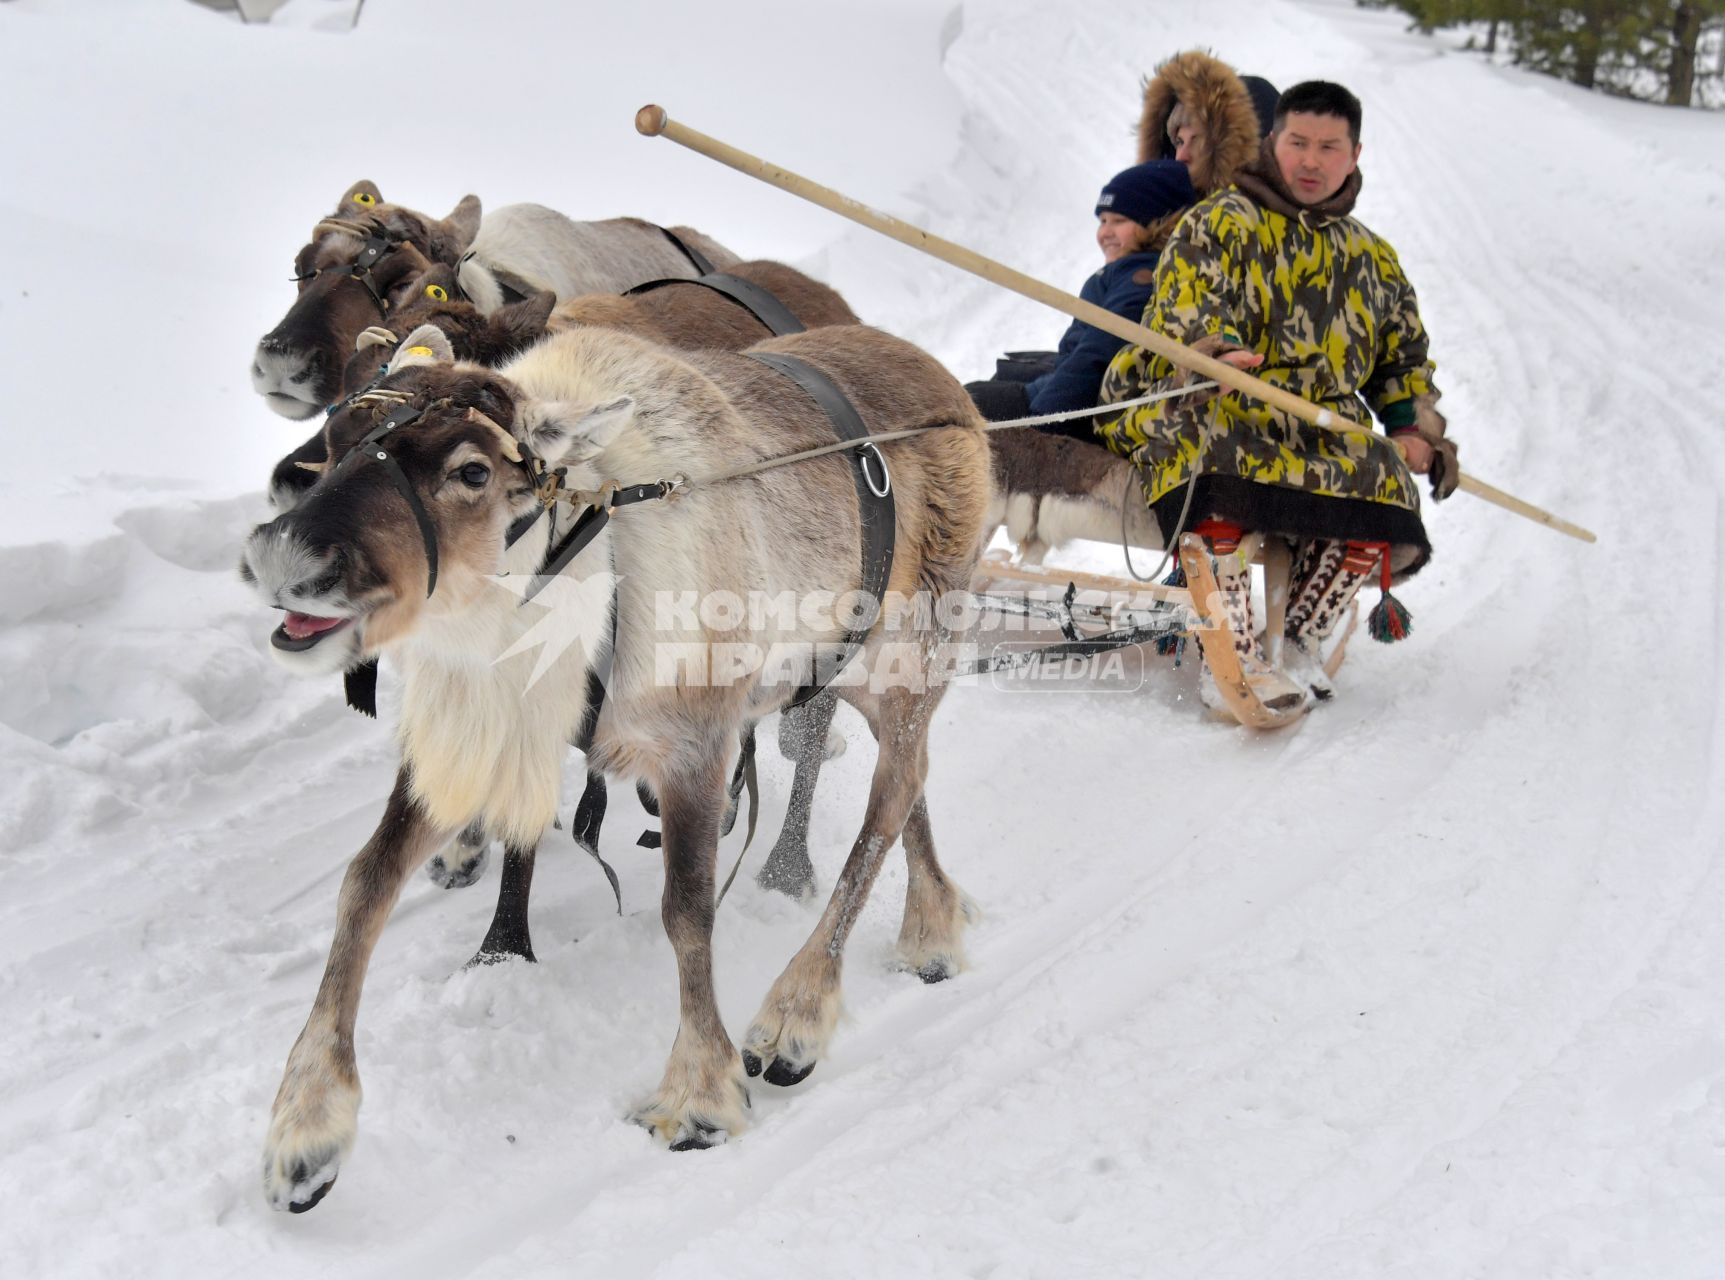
left=1137, top=50, right=1278, bottom=201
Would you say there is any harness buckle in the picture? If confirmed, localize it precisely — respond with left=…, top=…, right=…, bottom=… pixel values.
left=534, top=465, right=567, bottom=508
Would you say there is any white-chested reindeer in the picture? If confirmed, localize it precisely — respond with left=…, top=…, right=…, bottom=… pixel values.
left=241, top=320, right=990, bottom=1211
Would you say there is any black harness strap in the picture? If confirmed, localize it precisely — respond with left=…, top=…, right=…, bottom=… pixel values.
left=324, top=232, right=398, bottom=317
left=625, top=273, right=806, bottom=338
left=656, top=225, right=716, bottom=276
left=345, top=660, right=380, bottom=718
left=521, top=480, right=677, bottom=604
left=745, top=351, right=896, bottom=708
left=334, top=403, right=440, bottom=597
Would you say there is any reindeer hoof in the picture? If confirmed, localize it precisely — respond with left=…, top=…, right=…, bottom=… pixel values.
left=916, top=959, right=954, bottom=985
left=763, top=1058, right=815, bottom=1088
left=426, top=847, right=488, bottom=889
left=668, top=1121, right=725, bottom=1152
left=465, top=944, right=536, bottom=969
left=262, top=1132, right=347, bottom=1214
left=288, top=1174, right=337, bottom=1213
left=630, top=1072, right=750, bottom=1151
left=741, top=1050, right=763, bottom=1078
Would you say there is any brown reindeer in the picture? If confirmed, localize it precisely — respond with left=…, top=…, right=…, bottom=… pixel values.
left=251, top=179, right=736, bottom=420
left=331, top=258, right=862, bottom=420
left=242, top=321, right=989, bottom=1210
left=273, top=260, right=863, bottom=511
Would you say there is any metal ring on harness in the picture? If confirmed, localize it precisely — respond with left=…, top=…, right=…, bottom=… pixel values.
left=857, top=442, right=891, bottom=498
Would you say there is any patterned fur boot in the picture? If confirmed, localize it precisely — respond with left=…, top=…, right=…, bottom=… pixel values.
left=1195, top=531, right=1307, bottom=713
left=1281, top=540, right=1379, bottom=699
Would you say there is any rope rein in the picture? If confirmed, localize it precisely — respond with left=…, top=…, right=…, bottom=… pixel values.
left=677, top=381, right=1218, bottom=492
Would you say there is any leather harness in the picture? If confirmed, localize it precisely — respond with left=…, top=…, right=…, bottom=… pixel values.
left=331, top=352, right=893, bottom=719
left=626, top=272, right=807, bottom=338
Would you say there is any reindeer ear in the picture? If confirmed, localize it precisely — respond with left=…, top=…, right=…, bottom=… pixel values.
left=521, top=397, right=635, bottom=464
left=441, top=194, right=481, bottom=252
left=340, top=180, right=384, bottom=212
left=487, top=290, right=556, bottom=351
left=392, top=323, right=456, bottom=369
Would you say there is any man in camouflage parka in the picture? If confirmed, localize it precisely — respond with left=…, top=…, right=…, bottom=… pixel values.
left=1096, top=80, right=1459, bottom=707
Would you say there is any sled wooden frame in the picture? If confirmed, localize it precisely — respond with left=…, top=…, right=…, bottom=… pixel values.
left=966, top=537, right=1357, bottom=730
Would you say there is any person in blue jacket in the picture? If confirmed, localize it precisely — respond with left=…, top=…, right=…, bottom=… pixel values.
left=965, top=159, right=1197, bottom=440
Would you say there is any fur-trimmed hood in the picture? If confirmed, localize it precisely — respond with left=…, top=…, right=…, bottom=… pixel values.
left=1136, top=50, right=1268, bottom=196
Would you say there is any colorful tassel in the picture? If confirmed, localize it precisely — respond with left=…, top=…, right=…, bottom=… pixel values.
left=1368, top=590, right=1412, bottom=643
left=1365, top=543, right=1411, bottom=643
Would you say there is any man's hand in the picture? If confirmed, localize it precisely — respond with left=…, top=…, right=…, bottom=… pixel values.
left=1216, top=348, right=1265, bottom=374
left=1392, top=433, right=1461, bottom=500
left=1395, top=434, right=1435, bottom=472
left=1187, top=336, right=1264, bottom=404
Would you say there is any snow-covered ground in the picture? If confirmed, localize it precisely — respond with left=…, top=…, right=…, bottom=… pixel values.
left=3, top=0, right=1723, bottom=1276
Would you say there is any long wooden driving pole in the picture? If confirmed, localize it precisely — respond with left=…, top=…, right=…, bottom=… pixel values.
left=636, top=104, right=1596, bottom=544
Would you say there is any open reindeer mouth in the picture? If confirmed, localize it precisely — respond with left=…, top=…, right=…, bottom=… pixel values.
left=271, top=611, right=354, bottom=652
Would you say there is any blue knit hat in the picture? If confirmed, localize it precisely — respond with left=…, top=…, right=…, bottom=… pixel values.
left=1095, top=160, right=1197, bottom=227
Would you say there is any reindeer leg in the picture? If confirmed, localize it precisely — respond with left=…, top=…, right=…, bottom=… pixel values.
left=468, top=843, right=538, bottom=966
left=756, top=692, right=839, bottom=901
left=262, top=767, right=449, bottom=1212
left=743, top=686, right=935, bottom=1087
left=895, top=793, right=979, bottom=984
left=425, top=819, right=491, bottom=889
left=631, top=741, right=751, bottom=1150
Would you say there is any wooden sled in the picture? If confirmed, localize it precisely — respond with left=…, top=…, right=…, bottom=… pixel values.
left=967, top=539, right=1358, bottom=730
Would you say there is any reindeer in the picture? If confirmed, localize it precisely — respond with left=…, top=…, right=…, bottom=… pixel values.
left=242, top=321, right=990, bottom=1210
left=985, top=424, right=1163, bottom=562
left=269, top=257, right=867, bottom=919
left=251, top=179, right=736, bottom=420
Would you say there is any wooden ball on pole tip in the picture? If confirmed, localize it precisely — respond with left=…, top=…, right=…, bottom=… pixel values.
left=636, top=105, right=668, bottom=137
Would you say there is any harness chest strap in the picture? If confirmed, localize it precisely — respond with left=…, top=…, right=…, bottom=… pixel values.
left=745, top=350, right=896, bottom=709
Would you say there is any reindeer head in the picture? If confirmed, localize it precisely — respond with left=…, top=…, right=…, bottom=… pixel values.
left=336, top=263, right=556, bottom=402
left=242, top=325, right=635, bottom=676
left=250, top=181, right=482, bottom=420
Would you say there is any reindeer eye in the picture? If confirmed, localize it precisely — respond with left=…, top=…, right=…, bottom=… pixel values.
left=425, top=284, right=449, bottom=302
left=458, top=462, right=491, bottom=488
left=352, top=192, right=376, bottom=206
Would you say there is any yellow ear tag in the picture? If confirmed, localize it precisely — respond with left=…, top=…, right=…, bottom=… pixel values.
left=406, top=345, right=435, bottom=358
left=352, top=191, right=376, bottom=206
left=425, top=284, right=449, bottom=302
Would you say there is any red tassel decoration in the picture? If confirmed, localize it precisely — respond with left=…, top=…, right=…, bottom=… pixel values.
left=1366, top=544, right=1412, bottom=643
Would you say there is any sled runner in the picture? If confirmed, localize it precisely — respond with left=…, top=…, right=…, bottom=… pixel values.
left=967, top=536, right=1358, bottom=729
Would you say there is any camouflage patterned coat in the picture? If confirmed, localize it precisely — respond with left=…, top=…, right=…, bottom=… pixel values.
left=1096, top=142, right=1438, bottom=566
